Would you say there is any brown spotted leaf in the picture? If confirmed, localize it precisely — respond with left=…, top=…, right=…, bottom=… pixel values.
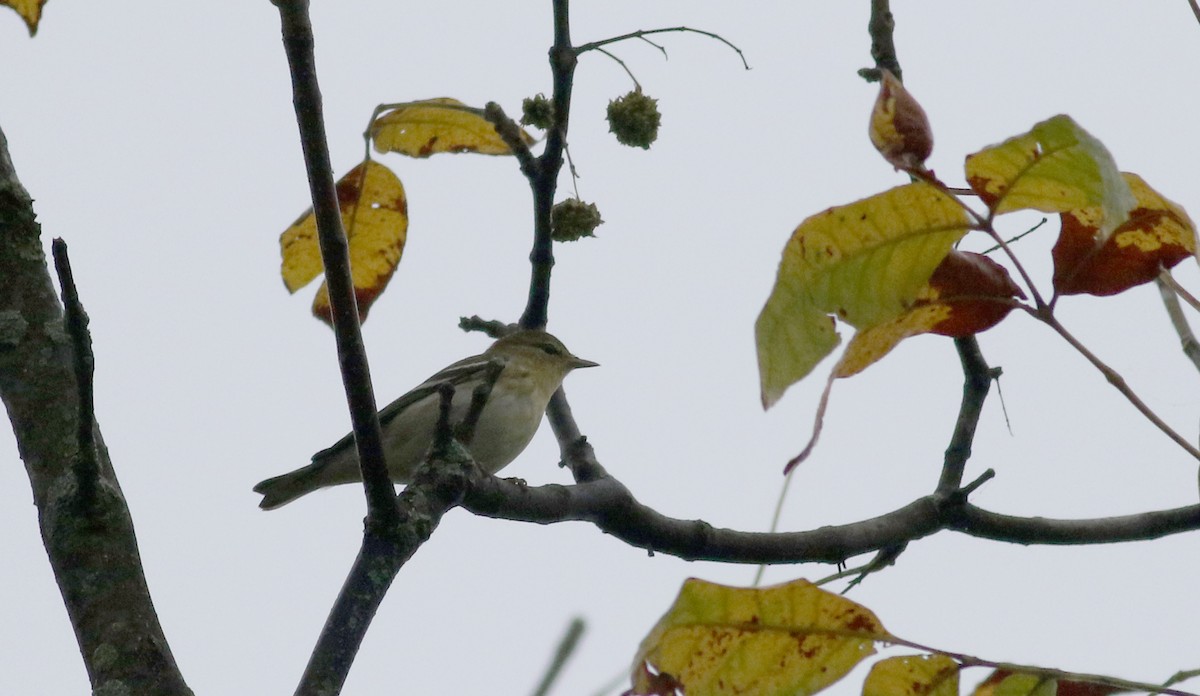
left=835, top=251, right=1023, bottom=377
left=1053, top=172, right=1196, bottom=296
left=630, top=578, right=890, bottom=696
left=2, top=0, right=44, bottom=35
left=369, top=97, right=534, bottom=158
left=280, top=160, right=408, bottom=325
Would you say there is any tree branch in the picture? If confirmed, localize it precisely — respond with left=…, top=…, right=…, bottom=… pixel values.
left=858, top=0, right=902, bottom=82
left=296, top=387, right=476, bottom=695
left=272, top=0, right=398, bottom=526
left=936, top=336, right=995, bottom=495
left=518, top=0, right=577, bottom=330
left=0, top=124, right=192, bottom=695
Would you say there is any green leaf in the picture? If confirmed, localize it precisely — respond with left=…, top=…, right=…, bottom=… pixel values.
left=965, top=114, right=1135, bottom=242
left=756, top=182, right=971, bottom=407
left=864, top=654, right=960, bottom=696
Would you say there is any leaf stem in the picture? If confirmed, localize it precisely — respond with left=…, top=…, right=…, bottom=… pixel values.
left=1029, top=306, right=1200, bottom=461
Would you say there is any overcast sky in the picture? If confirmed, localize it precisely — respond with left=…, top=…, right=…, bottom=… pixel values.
left=2, top=2, right=1199, bottom=695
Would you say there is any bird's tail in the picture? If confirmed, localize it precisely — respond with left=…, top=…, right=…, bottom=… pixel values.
left=253, top=461, right=326, bottom=510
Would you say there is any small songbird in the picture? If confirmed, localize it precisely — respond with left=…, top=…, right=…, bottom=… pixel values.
left=253, top=330, right=597, bottom=510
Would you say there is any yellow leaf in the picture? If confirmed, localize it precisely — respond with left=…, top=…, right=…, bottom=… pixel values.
left=756, top=182, right=971, bottom=407
left=630, top=578, right=890, bottom=696
left=369, top=97, right=534, bottom=158
left=279, top=160, right=408, bottom=324
left=2, top=0, right=44, bottom=35
left=864, top=655, right=960, bottom=696
left=965, top=115, right=1135, bottom=242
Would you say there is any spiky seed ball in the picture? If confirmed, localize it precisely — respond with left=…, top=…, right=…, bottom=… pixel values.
left=606, top=90, right=661, bottom=149
left=521, top=94, right=554, bottom=130
left=551, top=199, right=603, bottom=242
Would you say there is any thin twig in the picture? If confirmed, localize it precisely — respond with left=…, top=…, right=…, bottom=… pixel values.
left=459, top=315, right=518, bottom=338
left=529, top=617, right=586, bottom=696
left=593, top=47, right=641, bottom=90
left=1157, top=272, right=1200, bottom=374
left=1033, top=308, right=1200, bottom=461
left=1160, top=267, right=1200, bottom=312
left=1189, top=0, right=1200, bottom=26
left=980, top=217, right=1048, bottom=255
left=575, top=26, right=750, bottom=70
left=936, top=337, right=993, bottom=495
left=273, top=0, right=397, bottom=526
left=483, top=102, right=537, bottom=175
left=50, top=238, right=99, bottom=508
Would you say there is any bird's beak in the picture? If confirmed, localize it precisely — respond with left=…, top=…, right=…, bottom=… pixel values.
left=570, top=356, right=599, bottom=370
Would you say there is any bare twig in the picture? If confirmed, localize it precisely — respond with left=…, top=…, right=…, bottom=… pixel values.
left=51, top=238, right=99, bottom=508
left=980, top=217, right=1048, bottom=255
left=483, top=102, right=537, bottom=174
left=529, top=617, right=586, bottom=696
left=1160, top=267, right=1200, bottom=312
left=594, top=46, right=642, bottom=89
left=459, top=315, right=518, bottom=338
left=1157, top=272, right=1200, bottom=374
left=936, top=337, right=994, bottom=495
left=273, top=0, right=397, bottom=526
left=1033, top=308, right=1200, bottom=461
left=575, top=26, right=750, bottom=70
left=858, top=0, right=902, bottom=81
left=1189, top=0, right=1200, bottom=26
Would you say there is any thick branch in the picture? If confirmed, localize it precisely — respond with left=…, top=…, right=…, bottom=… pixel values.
left=462, top=472, right=1200, bottom=563
left=273, top=0, right=398, bottom=525
left=0, top=125, right=192, bottom=694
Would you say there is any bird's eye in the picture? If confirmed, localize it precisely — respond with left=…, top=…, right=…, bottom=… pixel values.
left=540, top=343, right=561, bottom=356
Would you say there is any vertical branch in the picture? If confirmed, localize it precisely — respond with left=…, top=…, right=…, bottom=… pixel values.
left=519, top=0, right=579, bottom=330
left=859, top=0, right=902, bottom=82
left=936, top=337, right=995, bottom=495
left=50, top=238, right=99, bottom=508
left=272, top=0, right=398, bottom=526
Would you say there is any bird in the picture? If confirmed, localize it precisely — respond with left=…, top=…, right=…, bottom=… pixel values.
left=253, top=330, right=596, bottom=509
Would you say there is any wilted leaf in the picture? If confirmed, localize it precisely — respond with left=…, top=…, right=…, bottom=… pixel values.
left=756, top=183, right=971, bottom=407
left=835, top=251, right=1024, bottom=377
left=369, top=97, right=534, bottom=158
left=630, top=578, right=890, bottom=696
left=1053, top=173, right=1196, bottom=296
left=864, top=654, right=960, bottom=696
left=2, top=0, right=44, bottom=35
left=280, top=160, right=408, bottom=324
left=869, top=70, right=933, bottom=171
left=965, top=115, right=1135, bottom=242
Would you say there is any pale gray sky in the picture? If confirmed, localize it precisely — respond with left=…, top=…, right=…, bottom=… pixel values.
left=2, top=2, right=1199, bottom=694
